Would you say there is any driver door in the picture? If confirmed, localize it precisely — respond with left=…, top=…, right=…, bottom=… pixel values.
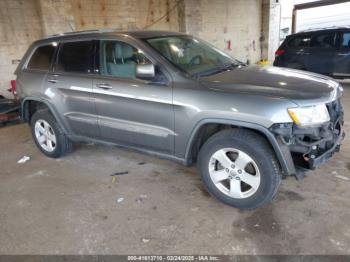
left=92, top=40, right=174, bottom=154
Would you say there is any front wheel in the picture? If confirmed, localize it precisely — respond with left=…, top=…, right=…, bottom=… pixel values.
left=197, top=129, right=281, bottom=209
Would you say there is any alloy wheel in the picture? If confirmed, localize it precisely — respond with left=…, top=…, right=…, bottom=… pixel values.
left=208, top=148, right=261, bottom=199
left=34, top=119, right=57, bottom=152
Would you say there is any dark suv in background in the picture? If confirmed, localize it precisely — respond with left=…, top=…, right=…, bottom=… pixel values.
left=274, top=27, right=350, bottom=78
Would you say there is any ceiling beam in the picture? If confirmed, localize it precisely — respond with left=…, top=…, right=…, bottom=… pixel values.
left=292, top=0, right=350, bottom=33
left=294, top=0, right=350, bottom=10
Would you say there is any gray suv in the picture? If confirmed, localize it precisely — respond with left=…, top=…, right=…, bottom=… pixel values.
left=16, top=30, right=344, bottom=209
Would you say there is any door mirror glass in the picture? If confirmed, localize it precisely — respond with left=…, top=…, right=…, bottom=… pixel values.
left=136, top=64, right=155, bottom=79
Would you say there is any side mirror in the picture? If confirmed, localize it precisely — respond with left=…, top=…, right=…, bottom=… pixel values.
left=136, top=64, right=155, bottom=79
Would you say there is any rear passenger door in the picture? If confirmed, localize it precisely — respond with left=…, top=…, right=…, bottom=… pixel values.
left=307, top=31, right=337, bottom=75
left=333, top=31, right=350, bottom=77
left=47, top=40, right=99, bottom=138
left=92, top=40, right=174, bottom=154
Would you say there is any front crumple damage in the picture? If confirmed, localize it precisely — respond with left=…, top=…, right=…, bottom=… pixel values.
left=270, top=98, right=345, bottom=178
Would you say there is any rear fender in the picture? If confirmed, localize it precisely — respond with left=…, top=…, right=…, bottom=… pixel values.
left=21, top=97, right=70, bottom=135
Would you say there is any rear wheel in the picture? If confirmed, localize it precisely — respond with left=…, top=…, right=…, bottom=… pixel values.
left=30, top=109, right=72, bottom=158
left=197, top=129, right=281, bottom=209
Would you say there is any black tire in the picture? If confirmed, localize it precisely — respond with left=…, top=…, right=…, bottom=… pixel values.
left=197, top=129, right=281, bottom=209
left=30, top=109, right=72, bottom=158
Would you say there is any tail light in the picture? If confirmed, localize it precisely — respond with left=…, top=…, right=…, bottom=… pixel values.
left=10, top=80, right=17, bottom=95
left=275, top=49, right=285, bottom=58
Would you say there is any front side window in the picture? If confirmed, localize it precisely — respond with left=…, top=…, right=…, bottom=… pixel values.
left=310, top=33, right=335, bottom=48
left=340, top=32, right=350, bottom=48
left=27, top=44, right=56, bottom=71
left=100, top=41, right=151, bottom=79
left=56, top=41, right=94, bottom=73
left=145, top=36, right=239, bottom=76
left=288, top=35, right=311, bottom=48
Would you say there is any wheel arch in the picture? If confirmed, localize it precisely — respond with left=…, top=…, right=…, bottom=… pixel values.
left=21, top=97, right=70, bottom=134
left=184, top=118, right=296, bottom=176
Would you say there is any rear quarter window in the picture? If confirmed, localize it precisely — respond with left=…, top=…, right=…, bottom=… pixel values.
left=287, top=35, right=311, bottom=48
left=27, top=44, right=56, bottom=71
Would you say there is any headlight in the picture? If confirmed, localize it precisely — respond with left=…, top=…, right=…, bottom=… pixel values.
left=288, top=104, right=330, bottom=127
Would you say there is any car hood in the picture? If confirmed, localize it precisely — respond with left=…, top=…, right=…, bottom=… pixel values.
left=199, top=65, right=338, bottom=101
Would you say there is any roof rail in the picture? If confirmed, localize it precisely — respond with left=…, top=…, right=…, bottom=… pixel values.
left=43, top=28, right=116, bottom=39
left=299, top=25, right=350, bottom=33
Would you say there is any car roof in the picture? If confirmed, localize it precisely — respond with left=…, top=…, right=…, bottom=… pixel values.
left=290, top=26, right=350, bottom=36
left=34, top=29, right=187, bottom=45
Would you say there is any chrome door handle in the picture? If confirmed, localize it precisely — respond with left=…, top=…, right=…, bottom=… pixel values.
left=96, top=83, right=112, bottom=90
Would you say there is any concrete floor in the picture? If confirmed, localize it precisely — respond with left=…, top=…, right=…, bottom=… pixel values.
left=1, top=85, right=350, bottom=255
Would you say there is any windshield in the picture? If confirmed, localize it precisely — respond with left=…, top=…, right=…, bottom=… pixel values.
left=145, top=36, right=241, bottom=76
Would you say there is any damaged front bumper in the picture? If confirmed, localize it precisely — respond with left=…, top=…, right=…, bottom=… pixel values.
left=271, top=98, right=345, bottom=178
left=308, top=125, right=344, bottom=169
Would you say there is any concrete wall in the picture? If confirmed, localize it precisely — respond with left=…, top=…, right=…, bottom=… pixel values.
left=38, top=0, right=75, bottom=35
left=261, top=0, right=281, bottom=61
left=0, top=0, right=277, bottom=96
left=38, top=0, right=181, bottom=35
left=0, top=0, right=43, bottom=96
left=185, top=0, right=262, bottom=64
left=72, top=0, right=181, bottom=32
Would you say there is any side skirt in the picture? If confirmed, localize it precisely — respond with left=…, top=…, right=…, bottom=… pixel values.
left=67, top=134, right=189, bottom=166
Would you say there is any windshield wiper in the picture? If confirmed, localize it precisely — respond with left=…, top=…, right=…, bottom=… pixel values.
left=192, top=63, right=240, bottom=77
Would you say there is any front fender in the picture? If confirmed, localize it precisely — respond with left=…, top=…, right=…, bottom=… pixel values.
left=184, top=118, right=296, bottom=176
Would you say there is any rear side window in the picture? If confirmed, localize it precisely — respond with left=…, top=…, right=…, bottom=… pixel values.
left=340, top=32, right=350, bottom=48
left=310, top=32, right=335, bottom=48
left=27, top=44, right=56, bottom=71
left=56, top=41, right=94, bottom=73
left=288, top=35, right=311, bottom=48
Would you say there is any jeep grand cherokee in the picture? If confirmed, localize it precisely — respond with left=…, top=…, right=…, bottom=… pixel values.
left=15, top=30, right=344, bottom=209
